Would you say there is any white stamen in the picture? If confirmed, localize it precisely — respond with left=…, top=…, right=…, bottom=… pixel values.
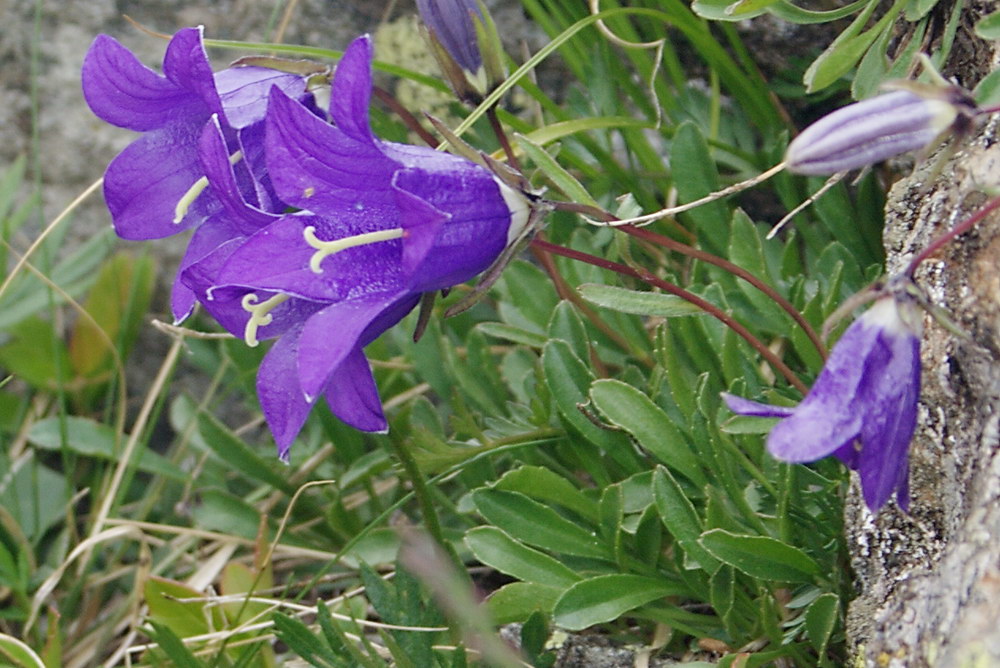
left=303, top=226, right=405, bottom=273
left=241, top=292, right=290, bottom=347
left=173, top=150, right=244, bottom=223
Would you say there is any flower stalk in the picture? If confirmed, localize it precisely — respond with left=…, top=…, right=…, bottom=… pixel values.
left=532, top=238, right=809, bottom=394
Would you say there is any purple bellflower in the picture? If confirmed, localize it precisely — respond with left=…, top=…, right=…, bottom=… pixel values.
left=724, top=294, right=923, bottom=512
left=182, top=35, right=532, bottom=458
left=82, top=27, right=318, bottom=320
left=785, top=88, right=975, bottom=175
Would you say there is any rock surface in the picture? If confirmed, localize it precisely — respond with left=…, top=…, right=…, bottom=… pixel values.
left=846, top=22, right=1000, bottom=667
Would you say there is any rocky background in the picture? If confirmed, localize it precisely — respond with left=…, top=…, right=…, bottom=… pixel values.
left=4, top=0, right=1000, bottom=666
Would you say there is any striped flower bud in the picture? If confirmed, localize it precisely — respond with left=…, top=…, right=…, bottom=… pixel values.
left=786, top=87, right=977, bottom=175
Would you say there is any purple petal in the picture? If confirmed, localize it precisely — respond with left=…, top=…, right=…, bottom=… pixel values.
left=172, top=214, right=245, bottom=323
left=257, top=323, right=316, bottom=459
left=766, top=315, right=882, bottom=462
left=82, top=34, right=206, bottom=131
left=214, top=213, right=406, bottom=302
left=215, top=66, right=310, bottom=129
left=265, top=86, right=395, bottom=212
left=722, top=393, right=796, bottom=419
left=296, top=290, right=418, bottom=401
left=329, top=35, right=376, bottom=144
left=323, top=348, right=388, bottom=432
left=392, top=173, right=450, bottom=276
left=161, top=27, right=224, bottom=120
left=199, top=116, right=278, bottom=232
left=104, top=121, right=219, bottom=239
left=392, top=164, right=512, bottom=291
left=855, top=329, right=921, bottom=511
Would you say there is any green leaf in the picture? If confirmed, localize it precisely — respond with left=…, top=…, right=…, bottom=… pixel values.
left=725, top=0, right=782, bottom=17
left=975, top=10, right=1000, bottom=39
left=671, top=122, right=729, bottom=255
left=473, top=489, right=610, bottom=560
left=476, top=322, right=548, bottom=348
left=553, top=574, right=689, bottom=630
left=578, top=284, right=705, bottom=318
left=68, top=252, right=154, bottom=377
left=974, top=68, right=1000, bottom=107
left=272, top=612, right=342, bottom=667
left=904, top=0, right=937, bottom=20
left=520, top=117, right=653, bottom=147
left=27, top=416, right=186, bottom=482
left=145, top=577, right=215, bottom=639
left=516, top=133, right=600, bottom=208
left=0, top=317, right=71, bottom=390
left=805, top=592, right=840, bottom=655
left=698, top=529, right=823, bottom=583
left=486, top=582, right=563, bottom=625
left=590, top=380, right=706, bottom=487
left=465, top=527, right=581, bottom=588
left=0, top=633, right=45, bottom=668
left=146, top=622, right=206, bottom=668
left=652, top=467, right=718, bottom=572
left=494, top=466, right=599, bottom=522
left=718, top=415, right=782, bottom=435
left=196, top=410, right=295, bottom=494
left=547, top=300, right=590, bottom=365
left=0, top=460, right=67, bottom=540
left=541, top=340, right=632, bottom=454
left=804, top=30, right=877, bottom=92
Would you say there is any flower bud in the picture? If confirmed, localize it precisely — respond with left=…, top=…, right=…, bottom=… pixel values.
left=785, top=87, right=977, bottom=175
left=417, top=0, right=505, bottom=103
left=417, top=0, right=483, bottom=73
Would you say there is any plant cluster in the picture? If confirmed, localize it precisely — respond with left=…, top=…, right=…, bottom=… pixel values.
left=0, top=1, right=997, bottom=666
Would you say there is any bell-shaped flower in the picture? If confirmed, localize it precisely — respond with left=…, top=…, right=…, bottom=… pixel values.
left=183, top=35, right=532, bottom=458
left=82, top=26, right=318, bottom=320
left=723, top=294, right=922, bottom=512
left=785, top=87, right=976, bottom=175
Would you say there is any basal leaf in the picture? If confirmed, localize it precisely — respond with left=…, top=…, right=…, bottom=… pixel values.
left=590, top=380, right=706, bottom=487
left=472, top=489, right=610, bottom=560
left=578, top=284, right=704, bottom=318
left=652, top=467, right=718, bottom=572
left=553, top=574, right=689, bottom=630
left=465, top=527, right=580, bottom=588
left=698, top=529, right=823, bottom=583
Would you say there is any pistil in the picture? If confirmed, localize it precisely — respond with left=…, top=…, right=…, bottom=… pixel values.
left=173, top=150, right=244, bottom=223
left=241, top=292, right=290, bottom=346
left=303, top=226, right=405, bottom=273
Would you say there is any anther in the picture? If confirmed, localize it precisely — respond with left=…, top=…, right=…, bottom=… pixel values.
left=303, top=226, right=405, bottom=273
left=241, top=292, right=290, bottom=347
left=173, top=150, right=244, bottom=223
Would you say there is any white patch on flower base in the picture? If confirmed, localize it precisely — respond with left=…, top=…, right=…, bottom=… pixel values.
left=863, top=296, right=923, bottom=338
left=495, top=177, right=531, bottom=246
left=924, top=99, right=961, bottom=135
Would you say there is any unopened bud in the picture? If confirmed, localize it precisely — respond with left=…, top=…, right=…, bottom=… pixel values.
left=786, top=87, right=977, bottom=175
left=417, top=0, right=505, bottom=103
left=417, top=0, right=483, bottom=73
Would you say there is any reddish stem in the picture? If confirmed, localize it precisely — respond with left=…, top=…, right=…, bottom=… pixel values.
left=532, top=238, right=808, bottom=394
left=905, top=194, right=1000, bottom=276
left=372, top=86, right=439, bottom=148
left=486, top=107, right=521, bottom=173
left=622, top=225, right=827, bottom=360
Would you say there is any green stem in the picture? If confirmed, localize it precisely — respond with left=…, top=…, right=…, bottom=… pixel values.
left=387, top=435, right=467, bottom=576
